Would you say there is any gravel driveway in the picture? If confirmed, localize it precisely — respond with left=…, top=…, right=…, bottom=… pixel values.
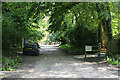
left=1, top=45, right=119, bottom=79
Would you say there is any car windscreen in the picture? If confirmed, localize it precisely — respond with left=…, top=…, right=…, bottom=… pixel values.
left=24, top=45, right=37, bottom=48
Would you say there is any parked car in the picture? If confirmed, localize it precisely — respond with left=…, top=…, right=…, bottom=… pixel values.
left=23, top=43, right=39, bottom=56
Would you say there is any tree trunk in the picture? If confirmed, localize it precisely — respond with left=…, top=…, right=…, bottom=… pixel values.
left=96, top=3, right=112, bottom=45
left=100, top=24, right=105, bottom=45
left=103, top=2, right=112, bottom=41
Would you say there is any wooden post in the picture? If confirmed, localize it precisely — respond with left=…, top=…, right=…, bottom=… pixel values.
left=98, top=43, right=101, bottom=57
left=98, top=52, right=100, bottom=57
left=85, top=51, right=86, bottom=58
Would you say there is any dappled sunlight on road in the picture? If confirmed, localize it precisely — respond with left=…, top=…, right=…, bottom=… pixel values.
left=54, top=63, right=63, bottom=66
left=40, top=49, right=59, bottom=52
left=40, top=44, right=59, bottom=47
left=2, top=45, right=119, bottom=78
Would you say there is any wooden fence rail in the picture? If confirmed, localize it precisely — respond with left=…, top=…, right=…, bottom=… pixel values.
left=85, top=45, right=107, bottom=58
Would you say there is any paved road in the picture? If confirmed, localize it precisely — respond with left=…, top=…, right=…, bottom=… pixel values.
left=1, top=45, right=119, bottom=78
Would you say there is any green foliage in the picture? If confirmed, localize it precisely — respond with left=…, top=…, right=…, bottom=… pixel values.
left=2, top=2, right=48, bottom=54
left=2, top=2, right=119, bottom=56
left=48, top=3, right=100, bottom=46
left=106, top=54, right=120, bottom=67
left=47, top=2, right=118, bottom=50
left=59, top=44, right=73, bottom=50
left=16, top=56, right=22, bottom=63
left=2, top=56, right=22, bottom=71
left=59, top=44, right=85, bottom=55
left=110, top=2, right=119, bottom=39
left=106, top=59, right=118, bottom=65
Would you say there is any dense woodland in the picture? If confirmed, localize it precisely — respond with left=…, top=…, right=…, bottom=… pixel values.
left=2, top=2, right=119, bottom=54
left=1, top=2, right=120, bottom=71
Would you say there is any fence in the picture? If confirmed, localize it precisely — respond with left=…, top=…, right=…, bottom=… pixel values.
left=84, top=39, right=119, bottom=58
left=85, top=44, right=106, bottom=58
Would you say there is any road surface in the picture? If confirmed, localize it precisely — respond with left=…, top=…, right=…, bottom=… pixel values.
left=1, top=45, right=119, bottom=78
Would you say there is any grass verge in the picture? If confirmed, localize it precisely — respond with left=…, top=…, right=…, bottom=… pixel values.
left=59, top=44, right=84, bottom=55
left=105, top=54, right=120, bottom=68
left=1, top=55, right=22, bottom=71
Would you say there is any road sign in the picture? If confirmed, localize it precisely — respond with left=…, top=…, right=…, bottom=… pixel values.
left=85, top=46, right=92, bottom=51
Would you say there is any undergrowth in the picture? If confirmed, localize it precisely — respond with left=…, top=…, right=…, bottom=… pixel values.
left=1, top=56, right=22, bottom=71
left=106, top=54, right=120, bottom=68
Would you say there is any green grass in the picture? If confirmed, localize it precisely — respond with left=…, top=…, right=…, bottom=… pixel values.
left=59, top=44, right=84, bottom=55
left=59, top=44, right=73, bottom=50
left=106, top=54, right=120, bottom=68
left=106, top=59, right=118, bottom=65
left=2, top=56, right=22, bottom=71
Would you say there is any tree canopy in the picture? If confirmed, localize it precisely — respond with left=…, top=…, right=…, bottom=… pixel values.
left=2, top=2, right=119, bottom=52
left=47, top=2, right=119, bottom=47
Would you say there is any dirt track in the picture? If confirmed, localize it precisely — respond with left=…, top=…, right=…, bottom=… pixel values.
left=1, top=45, right=119, bottom=78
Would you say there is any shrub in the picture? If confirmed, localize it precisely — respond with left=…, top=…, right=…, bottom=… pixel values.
left=59, top=44, right=73, bottom=50
left=106, top=54, right=120, bottom=67
left=2, top=56, right=22, bottom=71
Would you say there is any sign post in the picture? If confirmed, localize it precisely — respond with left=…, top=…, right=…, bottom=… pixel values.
left=85, top=46, right=92, bottom=58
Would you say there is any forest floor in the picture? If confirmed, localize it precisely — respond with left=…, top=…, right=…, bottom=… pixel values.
left=0, top=45, right=119, bottom=79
